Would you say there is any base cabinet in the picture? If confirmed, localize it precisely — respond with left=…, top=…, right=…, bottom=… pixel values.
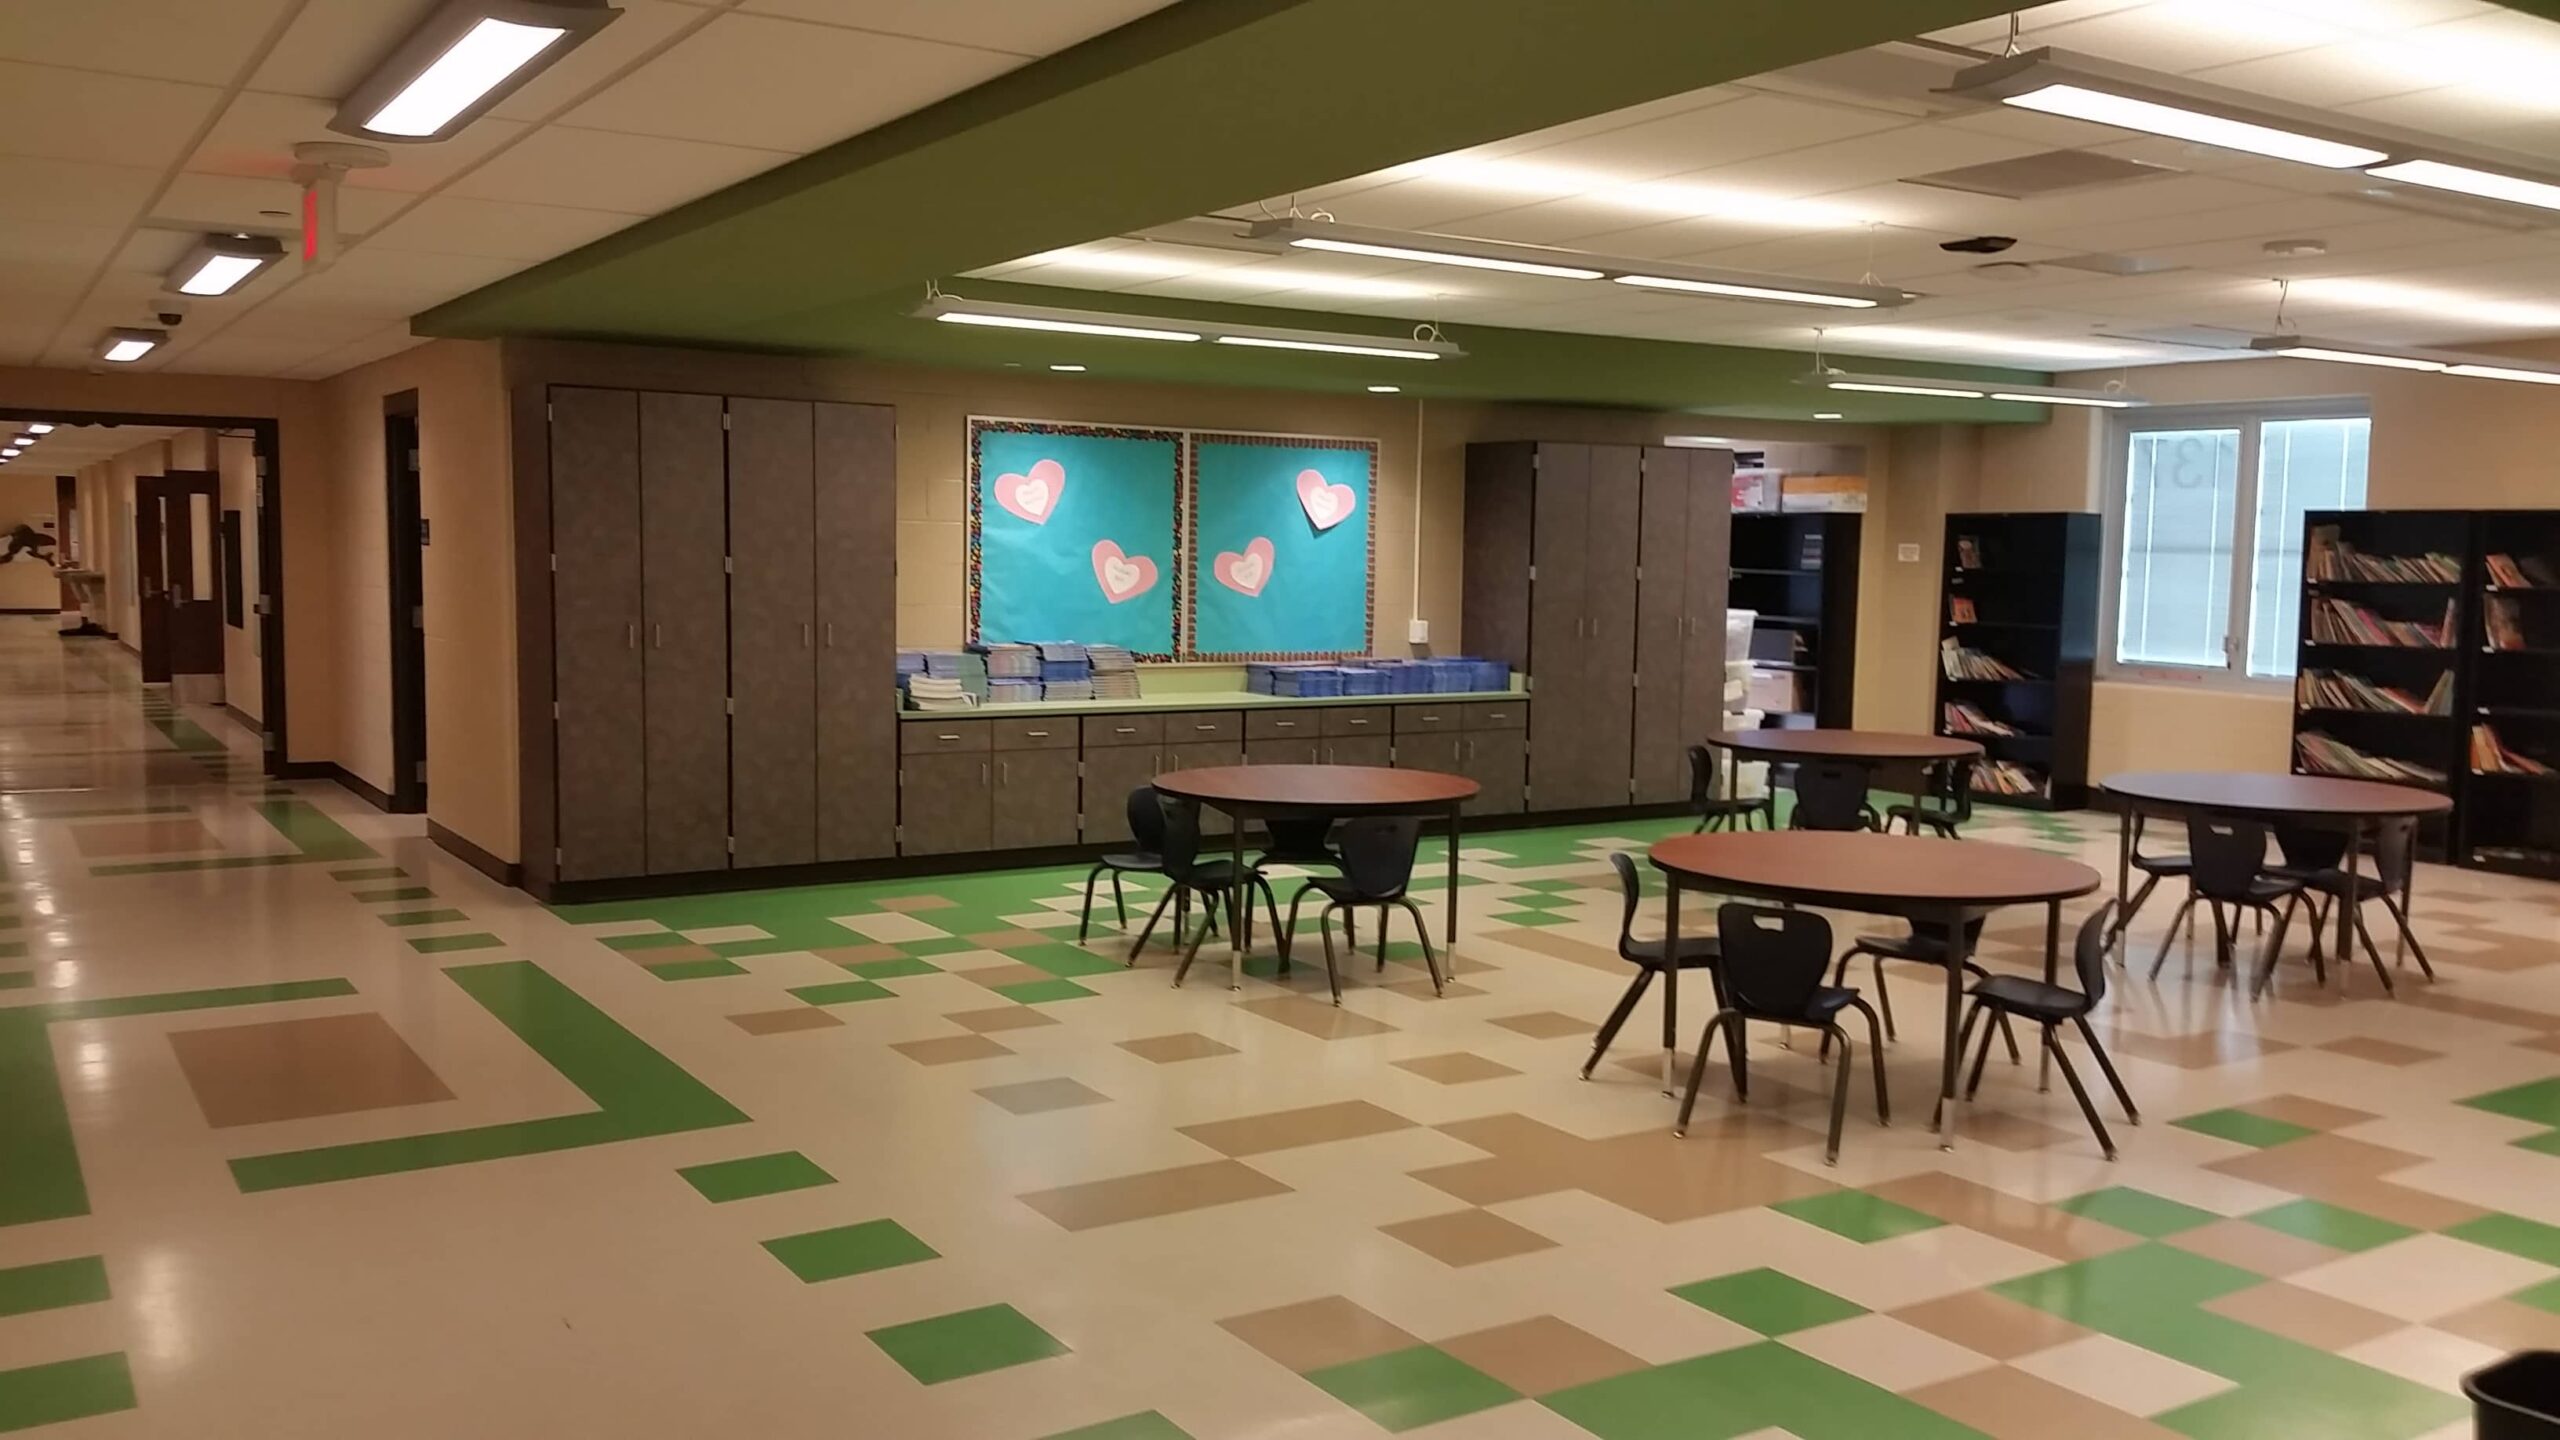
left=1459, top=731, right=1527, bottom=815
left=1082, top=744, right=1163, bottom=845
left=1325, top=735, right=1393, bottom=768
left=1162, top=740, right=1243, bottom=832
left=993, top=749, right=1080, bottom=850
left=901, top=751, right=992, bottom=855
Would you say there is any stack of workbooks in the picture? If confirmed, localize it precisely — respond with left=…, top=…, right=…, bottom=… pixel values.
left=2307, top=597, right=2453, bottom=648
left=2295, top=669, right=2452, bottom=715
left=2295, top=732, right=2446, bottom=785
left=2472, top=725, right=2555, bottom=776
left=1940, top=638, right=2028, bottom=681
left=2305, top=525, right=2461, bottom=582
left=2487, top=553, right=2559, bottom=588
left=1941, top=701, right=2020, bottom=736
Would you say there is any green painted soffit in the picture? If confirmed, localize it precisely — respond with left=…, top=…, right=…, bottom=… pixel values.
left=416, top=0, right=2025, bottom=345
left=765, top=278, right=2055, bottom=423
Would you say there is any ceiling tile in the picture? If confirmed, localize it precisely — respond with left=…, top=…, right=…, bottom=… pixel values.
left=0, top=157, right=160, bottom=226
left=184, top=90, right=530, bottom=194
left=443, top=126, right=791, bottom=213
left=485, top=1, right=717, bottom=122
left=362, top=197, right=643, bottom=261
left=247, top=0, right=443, bottom=101
left=0, top=0, right=293, bottom=86
left=0, top=60, right=222, bottom=167
left=737, top=0, right=1176, bottom=57
left=1513, top=93, right=1911, bottom=176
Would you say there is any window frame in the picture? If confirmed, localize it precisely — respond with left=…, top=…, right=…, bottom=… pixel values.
left=2097, top=396, right=2372, bottom=695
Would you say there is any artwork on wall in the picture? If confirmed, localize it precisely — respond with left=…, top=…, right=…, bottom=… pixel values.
left=969, top=419, right=1182, bottom=658
left=1189, top=434, right=1375, bottom=659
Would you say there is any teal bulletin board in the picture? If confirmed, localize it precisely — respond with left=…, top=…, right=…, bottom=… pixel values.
left=970, top=420, right=1181, bottom=657
left=1189, top=434, right=1375, bottom=659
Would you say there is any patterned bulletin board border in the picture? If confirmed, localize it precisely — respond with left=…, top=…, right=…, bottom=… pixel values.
left=967, top=417, right=1188, bottom=661
left=1185, top=432, right=1378, bottom=662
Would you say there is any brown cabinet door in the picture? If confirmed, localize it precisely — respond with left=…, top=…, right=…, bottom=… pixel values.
left=549, top=387, right=647, bottom=881
left=1460, top=730, right=1527, bottom=815
left=993, top=748, right=1080, bottom=850
left=1162, top=740, right=1242, bottom=833
left=1582, top=443, right=1642, bottom=808
left=1324, top=735, right=1392, bottom=768
left=1526, top=443, right=1589, bottom=810
left=728, top=398, right=818, bottom=868
left=900, top=750, right=991, bottom=855
left=1247, top=735, right=1322, bottom=766
left=1680, top=449, right=1737, bottom=750
left=815, top=401, right=897, bottom=861
left=1397, top=732, right=1464, bottom=772
left=1632, top=447, right=1693, bottom=804
left=639, top=392, right=729, bottom=876
left=1082, top=744, right=1164, bottom=846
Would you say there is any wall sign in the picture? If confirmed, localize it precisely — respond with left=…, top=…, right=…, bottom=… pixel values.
left=969, top=420, right=1181, bottom=658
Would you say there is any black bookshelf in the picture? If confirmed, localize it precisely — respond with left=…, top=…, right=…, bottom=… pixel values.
left=2467, top=510, right=2560, bottom=878
left=1936, top=512, right=2101, bottom=810
left=1728, top=512, right=1861, bottom=730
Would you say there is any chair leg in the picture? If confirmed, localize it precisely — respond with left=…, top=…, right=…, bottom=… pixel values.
left=1172, top=908, right=1215, bottom=987
left=1375, top=904, right=1389, bottom=972
left=2350, top=907, right=2396, bottom=997
left=2251, top=900, right=2296, bottom=999
left=2381, top=895, right=2435, bottom=980
left=2121, top=870, right=2163, bottom=930
left=1397, top=898, right=1443, bottom=996
left=1937, top=1002, right=1983, bottom=1130
left=1316, top=904, right=1344, bottom=1005
left=2305, top=894, right=2329, bottom=966
left=1256, top=877, right=1287, bottom=966
left=1848, top=997, right=1890, bottom=1125
left=2072, top=1014, right=2139, bottom=1124
left=1965, top=1003, right=2000, bottom=1101
left=1112, top=871, right=1129, bottom=928
left=1078, top=863, right=1107, bottom=942
left=1996, top=1011, right=2022, bottom=1065
left=1674, top=1015, right=1729, bottom=1136
left=1128, top=885, right=1180, bottom=964
left=2045, top=1025, right=2117, bottom=1160
left=2148, top=895, right=2198, bottom=979
left=1838, top=945, right=1896, bottom=1041
left=1823, top=1025, right=1853, bottom=1166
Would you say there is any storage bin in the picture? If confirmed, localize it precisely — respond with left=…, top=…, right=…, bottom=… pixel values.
left=2467, top=1352, right=2560, bottom=1440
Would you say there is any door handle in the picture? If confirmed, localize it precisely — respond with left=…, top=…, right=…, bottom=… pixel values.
left=626, top=623, right=637, bottom=649
left=651, top=623, right=662, bottom=649
left=824, top=623, right=834, bottom=648
left=999, top=760, right=1008, bottom=785
left=802, top=622, right=813, bottom=648
left=981, top=762, right=989, bottom=784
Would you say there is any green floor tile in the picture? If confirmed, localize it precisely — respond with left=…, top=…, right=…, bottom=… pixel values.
left=995, top=978, right=1097, bottom=1004
left=2170, top=1106, right=2318, bottom=1149
left=600, top=930, right=692, bottom=952
left=1039, top=1413, right=1192, bottom=1440
left=867, top=1303, right=1067, bottom=1384
left=1304, top=1345, right=1519, bottom=1433
left=1497, top=892, right=1579, bottom=911
left=0, top=971, right=28, bottom=992
left=895, top=936, right=979, bottom=957
left=380, top=908, right=471, bottom=928
left=1543, top=1340, right=1982, bottom=1440
left=2056, top=1186, right=2221, bottom=1238
left=678, top=1151, right=835, bottom=1204
left=0, top=1353, right=136, bottom=1431
left=2445, top=1213, right=2560, bottom=1268
left=1487, top=910, right=1575, bottom=928
left=761, top=1219, right=937, bottom=1283
left=352, top=885, right=435, bottom=903
left=646, top=957, right=747, bottom=981
left=1669, top=1267, right=1865, bottom=1336
left=2460, top=1076, right=2560, bottom=1128
left=331, top=865, right=406, bottom=881
left=786, top=979, right=892, bottom=1007
left=1510, top=878, right=1587, bottom=894
left=2517, top=1130, right=2560, bottom=1159
left=844, top=955, right=940, bottom=980
left=0, top=1256, right=108, bottom=1317
left=1992, top=1243, right=2261, bottom=1326
left=2245, top=1199, right=2414, bottom=1253
left=1770, top=1189, right=1945, bottom=1244
left=1010, top=942, right=1125, bottom=979
left=2511, top=1274, right=2560, bottom=1316
left=407, top=932, right=503, bottom=954
left=0, top=942, right=23, bottom=961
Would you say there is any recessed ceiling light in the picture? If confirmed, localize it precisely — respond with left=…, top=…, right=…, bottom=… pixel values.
left=1814, top=412, right=1843, bottom=420
left=168, top=233, right=285, bottom=297
left=98, top=328, right=165, bottom=364
left=1049, top=363, right=1086, bottom=372
left=332, top=0, right=621, bottom=143
left=0, top=450, right=17, bottom=459
left=1367, top=385, right=1401, bottom=394
left=26, top=424, right=54, bottom=434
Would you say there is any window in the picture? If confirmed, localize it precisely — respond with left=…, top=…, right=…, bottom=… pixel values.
left=2104, top=405, right=2369, bottom=685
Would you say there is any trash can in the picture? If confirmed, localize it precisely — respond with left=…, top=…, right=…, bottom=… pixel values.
left=2467, top=1352, right=2560, bottom=1440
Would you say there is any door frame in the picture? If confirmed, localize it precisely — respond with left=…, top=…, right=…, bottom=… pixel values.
left=385, top=390, right=427, bottom=813
left=0, top=405, right=290, bottom=776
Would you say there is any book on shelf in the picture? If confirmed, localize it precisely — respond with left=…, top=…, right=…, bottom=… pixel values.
left=1941, top=701, right=2020, bottom=737
left=2294, top=668, right=2452, bottom=716
left=1939, top=637, right=2030, bottom=681
left=2307, top=596, right=2455, bottom=648
left=1966, top=759, right=2046, bottom=797
left=2471, top=724, right=2556, bottom=775
left=1955, top=536, right=1982, bottom=570
left=2294, top=731, right=2447, bottom=785
left=2486, top=553, right=2559, bottom=589
left=2304, top=525, right=2461, bottom=583
left=2485, top=596, right=2528, bottom=651
left=1948, top=597, right=1976, bottom=624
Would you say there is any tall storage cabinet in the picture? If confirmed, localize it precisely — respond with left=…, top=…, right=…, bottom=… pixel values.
left=728, top=399, right=820, bottom=869
left=637, top=392, right=729, bottom=876
left=550, top=388, right=647, bottom=882
left=1634, top=446, right=1737, bottom=802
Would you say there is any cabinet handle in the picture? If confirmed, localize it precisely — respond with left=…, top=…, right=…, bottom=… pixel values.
left=824, top=623, right=834, bottom=648
left=936, top=732, right=960, bottom=742
left=1025, top=729, right=1049, bottom=738
left=1275, top=720, right=1295, bottom=729
left=1000, top=760, right=1009, bottom=785
left=1114, top=726, right=1137, bottom=735
left=651, top=623, right=662, bottom=649
left=1194, top=724, right=1217, bottom=732
left=1324, top=745, right=1333, bottom=763
left=1469, top=738, right=1478, bottom=760
left=802, top=622, right=813, bottom=648
left=626, top=622, right=637, bottom=648
left=981, top=762, right=989, bottom=784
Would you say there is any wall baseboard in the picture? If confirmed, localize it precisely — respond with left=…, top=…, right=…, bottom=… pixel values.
left=220, top=702, right=263, bottom=735
left=0, top=607, right=59, bottom=615
left=430, top=821, right=520, bottom=887
left=276, top=761, right=391, bottom=813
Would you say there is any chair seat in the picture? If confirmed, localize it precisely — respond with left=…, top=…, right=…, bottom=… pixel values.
left=1856, top=933, right=1959, bottom=964
left=2132, top=854, right=2192, bottom=878
left=1735, top=986, right=1861, bottom=1025
left=1885, top=800, right=1958, bottom=822
left=1257, top=847, right=1342, bottom=869
left=2294, top=867, right=2388, bottom=900
left=1302, top=873, right=1402, bottom=905
left=1970, top=973, right=2090, bottom=1022
left=1624, top=935, right=1720, bottom=969
left=1173, top=860, right=1256, bottom=890
left=2230, top=875, right=2306, bottom=903
left=1100, top=852, right=1164, bottom=872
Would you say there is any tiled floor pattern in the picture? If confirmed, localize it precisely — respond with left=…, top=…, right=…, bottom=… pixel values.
left=0, top=618, right=2555, bottom=1435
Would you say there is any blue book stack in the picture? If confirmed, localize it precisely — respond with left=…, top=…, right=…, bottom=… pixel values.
left=1246, top=663, right=1282, bottom=695
left=1274, top=667, right=1347, bottom=698
left=987, top=678, right=1041, bottom=705
left=1340, top=666, right=1390, bottom=696
left=896, top=650, right=926, bottom=677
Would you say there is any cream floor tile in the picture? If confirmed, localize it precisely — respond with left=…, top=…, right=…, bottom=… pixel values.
left=1780, top=1311, right=1999, bottom=1392
left=2288, top=1234, right=2559, bottom=1322
left=2011, top=1333, right=2238, bottom=1417
left=2338, top=1325, right=2511, bottom=1394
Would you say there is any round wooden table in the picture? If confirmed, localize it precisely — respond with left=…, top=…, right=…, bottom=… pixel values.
left=2099, top=772, right=2453, bottom=992
left=1712, top=729, right=1986, bottom=764
left=1649, top=830, right=2099, bottom=1148
left=1152, top=765, right=1479, bottom=991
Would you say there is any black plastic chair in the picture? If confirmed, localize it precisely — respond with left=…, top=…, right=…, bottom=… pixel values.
left=1081, top=786, right=1169, bottom=942
left=1676, top=903, right=1888, bottom=1166
left=1886, top=756, right=1976, bottom=839
left=2115, top=812, right=2193, bottom=942
left=2284, top=816, right=2431, bottom=995
left=1831, top=915, right=2019, bottom=1063
left=2146, top=815, right=2308, bottom=990
left=1957, top=903, right=2139, bottom=1158
left=1131, top=797, right=1282, bottom=984
left=1687, top=744, right=1768, bottom=833
left=1286, top=816, right=1442, bottom=1003
left=1582, top=851, right=1723, bottom=1081
left=1788, top=759, right=1879, bottom=833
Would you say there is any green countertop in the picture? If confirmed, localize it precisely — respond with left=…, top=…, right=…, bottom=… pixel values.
left=897, top=688, right=1526, bottom=721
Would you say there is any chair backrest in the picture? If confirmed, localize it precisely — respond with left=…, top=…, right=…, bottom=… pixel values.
left=1125, top=786, right=1166, bottom=855
left=1156, top=795, right=1210, bottom=881
left=2073, top=901, right=2118, bottom=1010
left=1609, top=850, right=1645, bottom=958
left=2186, top=813, right=2271, bottom=901
left=2273, top=822, right=2348, bottom=873
left=1790, top=760, right=1871, bottom=832
left=2372, top=816, right=2419, bottom=891
left=1715, top=902, right=1834, bottom=1019
left=1687, top=745, right=1715, bottom=807
left=1333, top=816, right=1423, bottom=899
left=1904, top=915, right=1988, bottom=959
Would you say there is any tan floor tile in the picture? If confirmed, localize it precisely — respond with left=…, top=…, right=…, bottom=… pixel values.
left=1892, top=1290, right=2095, bottom=1361
left=1492, top=928, right=1635, bottom=973
left=1178, top=1100, right=1414, bottom=1157
left=2103, top=1029, right=2296, bottom=1069
left=967, top=929, right=1056, bottom=951
left=2202, top=1281, right=2405, bottom=1349
left=976, top=1078, right=1111, bottom=1115
left=2207, top=1132, right=2423, bottom=1189
left=874, top=895, right=958, bottom=913
left=71, top=815, right=222, bottom=857
left=2313, top=1177, right=2490, bottom=1232
left=2288, top=1234, right=2554, bottom=1323
left=1415, top=1113, right=1832, bottom=1223
left=726, top=1007, right=845, bottom=1036
left=1022, top=1159, right=1290, bottom=1231
left=1378, top=1208, right=1558, bottom=1267
left=1867, top=1175, right=2141, bottom=1263
left=2399, top=990, right=2560, bottom=1033
left=1235, top=996, right=1398, bottom=1039
left=1391, top=1052, right=1520, bottom=1085
left=2516, top=1032, right=2560, bottom=1057
left=1219, top=1296, right=1421, bottom=1374
left=811, top=942, right=905, bottom=965
left=167, top=1013, right=454, bottom=1128
left=961, top=962, right=1059, bottom=990
left=945, top=1006, right=1061, bottom=1034
left=1785, top=1312, right=1999, bottom=1393
left=1489, top=1010, right=1596, bottom=1039
left=2013, top=1333, right=2235, bottom=1416
left=2242, top=1094, right=2380, bottom=1131
left=1956, top=1109, right=2081, bottom=1153
left=1377, top=975, right=1490, bottom=1000
left=2433, top=1298, right=2560, bottom=1353
left=1438, top=1316, right=1645, bottom=1396
left=2163, top=1218, right=2348, bottom=1278
left=2431, top=945, right=2552, bottom=973
left=1907, top=1365, right=2182, bottom=1440
left=889, top=1034, right=1014, bottom=1065
left=1117, top=1031, right=1239, bottom=1063
left=624, top=942, right=720, bottom=965
left=2315, top=1036, right=2444, bottom=1066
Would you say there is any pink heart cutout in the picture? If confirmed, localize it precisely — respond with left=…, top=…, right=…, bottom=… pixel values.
left=994, top=457, right=1065, bottom=525
left=1213, top=536, right=1276, bottom=597
left=1296, top=468, right=1358, bottom=531
left=1091, top=539, right=1158, bottom=604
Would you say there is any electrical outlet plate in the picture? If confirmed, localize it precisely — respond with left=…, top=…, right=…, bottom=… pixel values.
left=1897, top=543, right=1922, bottom=562
left=1406, top=618, right=1429, bottom=644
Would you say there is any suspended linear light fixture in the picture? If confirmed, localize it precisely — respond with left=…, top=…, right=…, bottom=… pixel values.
left=916, top=293, right=1461, bottom=360
left=168, top=233, right=286, bottom=297
left=331, top=0, right=621, bottom=143
left=2248, top=336, right=2560, bottom=384
left=98, top=328, right=166, bottom=364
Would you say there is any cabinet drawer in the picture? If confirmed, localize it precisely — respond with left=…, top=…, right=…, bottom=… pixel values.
left=1466, top=701, right=1528, bottom=731
left=1396, top=704, right=1465, bottom=734
left=990, top=717, right=1078, bottom=752
left=1322, top=706, right=1391, bottom=737
left=1164, top=711, right=1243, bottom=743
left=900, top=720, right=991, bottom=756
left=1081, top=713, right=1164, bottom=748
left=1246, top=709, right=1322, bottom=740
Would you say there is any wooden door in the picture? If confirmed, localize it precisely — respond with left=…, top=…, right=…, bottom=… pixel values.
left=1461, top=730, right=1527, bottom=815
left=549, top=388, right=647, bottom=881
left=638, top=392, right=729, bottom=876
left=993, top=749, right=1079, bottom=850
left=163, top=471, right=224, bottom=681
left=1581, top=444, right=1641, bottom=809
left=1633, top=448, right=1692, bottom=803
left=899, top=751, right=991, bottom=855
left=1525, top=444, right=1588, bottom=810
left=727, top=397, right=818, bottom=868
left=134, top=477, right=170, bottom=682
left=1082, top=744, right=1162, bottom=845
left=814, top=402, right=898, bottom=861
left=1679, top=449, right=1738, bottom=755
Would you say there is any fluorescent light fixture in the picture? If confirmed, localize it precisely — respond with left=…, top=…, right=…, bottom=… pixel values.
left=1944, top=49, right=2386, bottom=169
left=169, top=233, right=285, bottom=297
left=0, top=450, right=16, bottom=459
left=25, top=424, right=53, bottom=434
left=1814, top=412, right=1843, bottom=420
left=1613, top=274, right=1880, bottom=309
left=1989, top=391, right=2138, bottom=409
left=1367, top=385, right=1401, bottom=393
left=919, top=295, right=1200, bottom=342
left=2367, top=159, right=2560, bottom=214
left=2250, top=335, right=2560, bottom=386
left=1214, top=335, right=1443, bottom=360
left=1662, top=436, right=1735, bottom=448
left=331, top=0, right=620, bottom=143
left=98, top=328, right=165, bottom=364
left=1287, top=235, right=1602, bottom=280
left=1048, top=364, right=1086, bottom=372
left=2445, top=362, right=2560, bottom=386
